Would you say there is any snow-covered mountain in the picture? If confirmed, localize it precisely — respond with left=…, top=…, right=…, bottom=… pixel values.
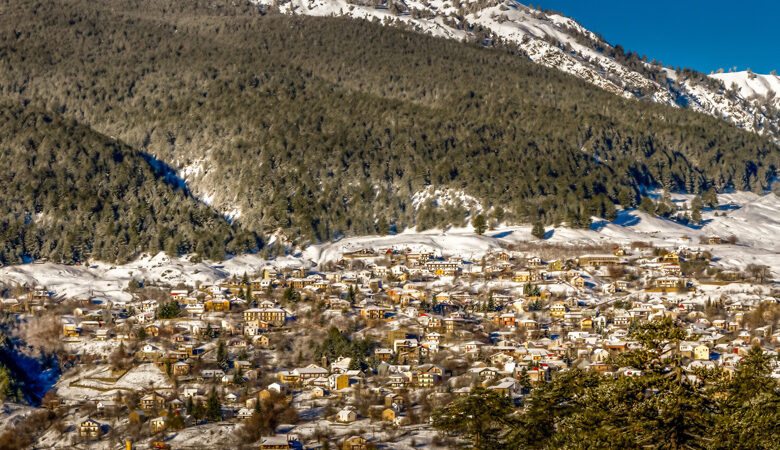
left=253, top=0, right=779, bottom=139
left=711, top=71, right=780, bottom=108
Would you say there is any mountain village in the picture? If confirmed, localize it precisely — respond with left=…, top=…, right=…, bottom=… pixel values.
left=1, top=0, right=779, bottom=447
left=3, top=233, right=777, bottom=449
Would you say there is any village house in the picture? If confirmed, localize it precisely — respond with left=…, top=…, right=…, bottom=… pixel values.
left=342, top=436, right=368, bottom=450
left=150, top=416, right=166, bottom=433
left=578, top=255, right=620, bottom=267
left=337, top=407, right=357, bottom=423
left=140, top=392, right=167, bottom=411
left=244, top=304, right=287, bottom=326
left=79, top=419, right=101, bottom=438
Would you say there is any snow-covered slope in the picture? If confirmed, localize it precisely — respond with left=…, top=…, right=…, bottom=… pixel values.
left=711, top=72, right=780, bottom=101
left=306, top=192, right=780, bottom=277
left=2, top=193, right=777, bottom=300
left=252, top=0, right=779, bottom=139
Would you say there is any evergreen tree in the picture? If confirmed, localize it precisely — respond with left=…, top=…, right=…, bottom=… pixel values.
left=517, top=368, right=531, bottom=393
left=193, top=400, right=205, bottom=421
left=486, top=294, right=495, bottom=312
left=531, top=221, right=545, bottom=239
left=702, top=188, right=719, bottom=208
left=316, top=327, right=351, bottom=361
left=206, top=388, right=222, bottom=422
left=283, top=286, right=300, bottom=304
left=157, top=300, right=180, bottom=319
left=233, top=368, right=245, bottom=386
left=618, top=188, right=634, bottom=209
left=376, top=216, right=390, bottom=235
left=0, top=363, right=22, bottom=403
left=432, top=387, right=514, bottom=448
left=639, top=196, right=656, bottom=214
left=523, top=282, right=541, bottom=297
left=691, top=196, right=703, bottom=223
left=216, top=339, right=228, bottom=372
left=472, top=214, right=487, bottom=235
left=712, top=346, right=780, bottom=449
left=165, top=405, right=185, bottom=430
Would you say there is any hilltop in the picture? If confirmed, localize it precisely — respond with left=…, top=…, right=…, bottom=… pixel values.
left=254, top=0, right=780, bottom=139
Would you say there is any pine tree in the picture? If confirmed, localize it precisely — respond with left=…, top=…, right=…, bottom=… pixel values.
left=691, top=196, right=703, bottom=223
left=618, top=188, right=634, bottom=209
left=376, top=216, right=390, bottom=235
left=233, top=367, right=245, bottom=386
left=639, top=196, right=656, bottom=214
left=206, top=388, right=222, bottom=422
left=472, top=214, right=487, bottom=235
left=531, top=221, right=545, bottom=239
left=193, top=400, right=205, bottom=421
left=702, top=188, right=719, bottom=208
left=518, top=368, right=531, bottom=392
left=432, top=387, right=514, bottom=448
left=216, top=340, right=228, bottom=371
left=157, top=300, right=180, bottom=319
left=165, top=405, right=184, bottom=430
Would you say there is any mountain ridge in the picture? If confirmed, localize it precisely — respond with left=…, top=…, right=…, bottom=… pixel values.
left=254, top=0, right=779, bottom=140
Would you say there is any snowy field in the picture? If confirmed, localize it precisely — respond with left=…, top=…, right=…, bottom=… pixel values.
left=54, top=363, right=176, bottom=403
left=0, top=192, right=778, bottom=303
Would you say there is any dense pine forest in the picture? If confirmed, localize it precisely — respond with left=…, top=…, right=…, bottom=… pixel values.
left=0, top=104, right=258, bottom=264
left=0, top=0, right=777, bottom=261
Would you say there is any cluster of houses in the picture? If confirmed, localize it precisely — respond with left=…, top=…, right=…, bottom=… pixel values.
left=10, top=241, right=778, bottom=448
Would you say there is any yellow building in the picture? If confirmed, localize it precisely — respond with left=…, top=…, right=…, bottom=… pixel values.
left=343, top=436, right=367, bottom=450
left=550, top=303, right=567, bottom=318
left=205, top=299, right=230, bottom=312
left=63, top=323, right=79, bottom=337
left=79, top=419, right=101, bottom=438
left=694, top=344, right=710, bottom=361
left=330, top=373, right=349, bottom=391
left=381, top=407, right=398, bottom=422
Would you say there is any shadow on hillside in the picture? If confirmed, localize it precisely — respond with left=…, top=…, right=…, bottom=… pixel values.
left=141, top=152, right=191, bottom=195
left=613, top=209, right=641, bottom=227
left=683, top=218, right=713, bottom=230
left=491, top=230, right=514, bottom=239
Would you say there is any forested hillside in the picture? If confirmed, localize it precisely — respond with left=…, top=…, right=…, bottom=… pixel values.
left=0, top=0, right=777, bottom=252
left=0, top=104, right=258, bottom=264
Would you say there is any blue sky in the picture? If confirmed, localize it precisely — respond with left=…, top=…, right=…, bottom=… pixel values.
left=535, top=1, right=779, bottom=74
